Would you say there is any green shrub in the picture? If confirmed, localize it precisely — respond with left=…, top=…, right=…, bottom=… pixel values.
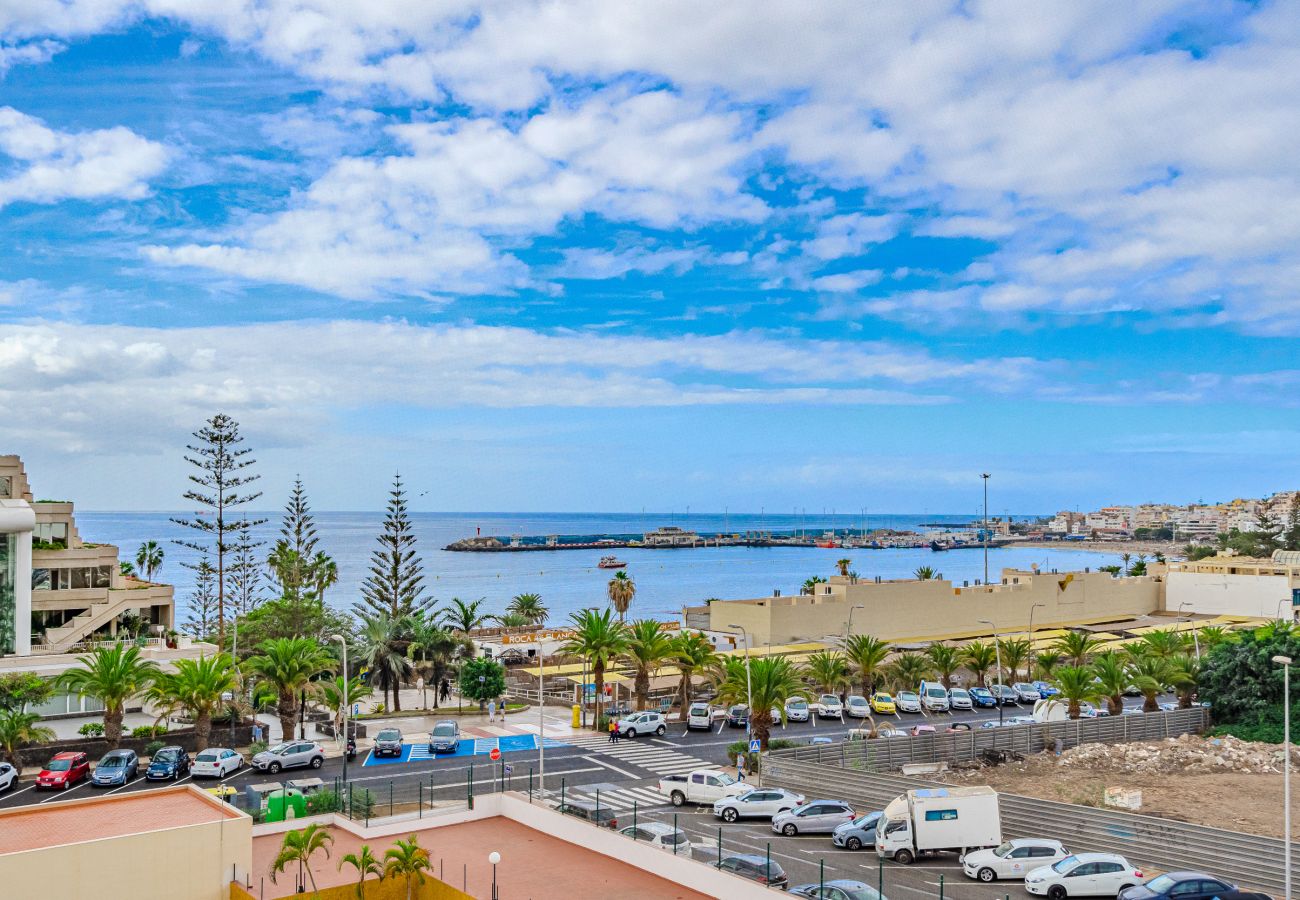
left=144, top=740, right=165, bottom=758
left=306, top=789, right=340, bottom=815
left=346, top=787, right=376, bottom=820
left=131, top=725, right=164, bottom=739
left=78, top=722, right=104, bottom=737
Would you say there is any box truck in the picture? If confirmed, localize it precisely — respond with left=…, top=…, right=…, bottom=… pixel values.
left=875, top=786, right=1001, bottom=865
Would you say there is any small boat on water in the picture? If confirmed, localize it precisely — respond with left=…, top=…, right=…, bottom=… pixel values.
left=597, top=555, right=627, bottom=569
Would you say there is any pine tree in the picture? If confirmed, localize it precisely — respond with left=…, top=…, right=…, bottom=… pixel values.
left=183, top=555, right=219, bottom=639
left=1287, top=493, right=1300, bottom=552
left=268, top=477, right=320, bottom=601
left=355, top=475, right=432, bottom=619
left=226, top=523, right=267, bottom=620
left=171, top=414, right=267, bottom=646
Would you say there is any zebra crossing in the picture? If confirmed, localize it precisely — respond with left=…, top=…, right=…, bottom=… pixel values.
left=549, top=731, right=715, bottom=777
left=568, top=779, right=671, bottom=811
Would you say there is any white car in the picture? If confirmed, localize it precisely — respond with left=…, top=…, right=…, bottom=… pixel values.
left=784, top=698, right=810, bottom=722
left=712, top=788, right=806, bottom=822
left=921, top=685, right=950, bottom=712
left=686, top=702, right=713, bottom=730
left=949, top=688, right=973, bottom=710
left=814, top=694, right=843, bottom=718
left=619, top=821, right=694, bottom=858
left=192, top=747, right=244, bottom=778
left=0, top=761, right=16, bottom=792
left=617, top=711, right=668, bottom=738
left=962, top=839, right=1070, bottom=883
left=845, top=695, right=872, bottom=718
left=895, top=691, right=922, bottom=713
left=1025, top=853, right=1150, bottom=898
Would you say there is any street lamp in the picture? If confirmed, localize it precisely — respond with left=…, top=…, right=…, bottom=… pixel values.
left=1274, top=654, right=1292, bottom=900
left=1027, top=603, right=1045, bottom=680
left=844, top=605, right=865, bottom=645
left=488, top=851, right=501, bottom=900
left=979, top=619, right=1004, bottom=726
left=1176, top=602, right=1201, bottom=660
left=330, top=634, right=349, bottom=785
left=981, top=473, right=991, bottom=585
left=729, top=624, right=754, bottom=740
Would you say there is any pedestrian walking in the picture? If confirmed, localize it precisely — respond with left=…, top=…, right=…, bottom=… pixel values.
left=488, top=698, right=497, bottom=723
left=736, top=753, right=746, bottom=781
left=608, top=719, right=619, bottom=743
left=440, top=678, right=451, bottom=702
left=252, top=721, right=263, bottom=744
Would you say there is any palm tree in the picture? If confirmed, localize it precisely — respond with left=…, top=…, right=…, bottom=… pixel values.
left=1197, top=625, right=1232, bottom=651
left=382, top=835, right=432, bottom=900
left=1139, top=628, right=1190, bottom=660
left=885, top=653, right=932, bottom=693
left=506, top=592, right=548, bottom=626
left=338, top=844, right=383, bottom=899
left=835, top=558, right=852, bottom=577
left=408, top=617, right=471, bottom=709
left=607, top=571, right=636, bottom=622
left=358, top=615, right=413, bottom=712
left=119, top=560, right=136, bottom=577
left=923, top=643, right=960, bottom=689
left=1052, top=631, right=1102, bottom=667
left=671, top=631, right=720, bottom=721
left=317, top=675, right=373, bottom=735
left=713, top=656, right=808, bottom=749
left=998, top=638, right=1030, bottom=683
left=804, top=651, right=850, bottom=694
left=245, top=637, right=336, bottom=741
left=0, top=709, right=55, bottom=764
left=1169, top=654, right=1201, bottom=709
left=135, top=541, right=165, bottom=582
left=1153, top=551, right=1167, bottom=564
left=801, top=575, right=827, bottom=595
left=844, top=634, right=891, bottom=696
left=560, top=608, right=628, bottom=731
left=962, top=641, right=997, bottom=687
left=146, top=653, right=237, bottom=751
left=1090, top=652, right=1130, bottom=716
left=1053, top=665, right=1101, bottom=719
left=623, top=619, right=676, bottom=710
left=913, top=566, right=937, bottom=580
left=1120, top=552, right=1132, bottom=575
left=270, top=823, right=333, bottom=898
left=492, top=612, right=530, bottom=628
left=442, top=597, right=489, bottom=634
left=267, top=542, right=310, bottom=602
left=1128, top=654, right=1170, bottom=712
left=309, top=552, right=338, bottom=603
left=1033, top=651, right=1064, bottom=681
left=58, top=644, right=160, bottom=748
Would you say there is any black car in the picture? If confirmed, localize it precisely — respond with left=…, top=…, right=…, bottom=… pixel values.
left=1119, top=872, right=1263, bottom=900
left=716, top=853, right=787, bottom=889
left=789, top=879, right=885, bottom=900
left=726, top=704, right=749, bottom=728
left=145, top=746, right=191, bottom=781
left=372, top=728, right=404, bottom=758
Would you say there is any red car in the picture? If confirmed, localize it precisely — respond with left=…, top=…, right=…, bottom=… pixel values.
left=36, top=751, right=90, bottom=790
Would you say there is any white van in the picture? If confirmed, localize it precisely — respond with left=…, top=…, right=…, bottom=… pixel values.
left=687, top=702, right=713, bottom=730
left=921, top=683, right=950, bottom=713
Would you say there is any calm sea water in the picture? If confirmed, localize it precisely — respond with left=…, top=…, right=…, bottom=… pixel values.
left=77, top=511, right=1123, bottom=624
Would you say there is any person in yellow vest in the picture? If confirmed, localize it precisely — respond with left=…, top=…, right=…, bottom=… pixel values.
left=607, top=718, right=620, bottom=744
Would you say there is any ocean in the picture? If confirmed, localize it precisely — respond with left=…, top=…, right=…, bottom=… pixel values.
left=77, top=511, right=1124, bottom=624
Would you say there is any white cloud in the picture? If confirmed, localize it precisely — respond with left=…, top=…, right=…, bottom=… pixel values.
left=0, top=38, right=62, bottom=72
left=803, top=214, right=900, bottom=260
left=811, top=270, right=883, bottom=293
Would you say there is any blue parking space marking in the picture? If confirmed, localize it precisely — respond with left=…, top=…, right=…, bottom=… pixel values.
left=359, top=734, right=563, bottom=767
left=361, top=745, right=413, bottom=767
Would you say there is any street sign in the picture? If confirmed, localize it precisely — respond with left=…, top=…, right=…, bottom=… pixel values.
left=352, top=704, right=359, bottom=715
left=504, top=764, right=513, bottom=774
left=748, top=738, right=761, bottom=753
left=490, top=748, right=501, bottom=761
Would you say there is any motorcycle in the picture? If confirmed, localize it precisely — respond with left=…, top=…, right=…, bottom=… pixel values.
left=345, top=737, right=357, bottom=761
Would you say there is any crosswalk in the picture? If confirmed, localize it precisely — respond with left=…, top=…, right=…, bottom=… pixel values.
left=546, top=731, right=715, bottom=777
left=569, top=780, right=672, bottom=811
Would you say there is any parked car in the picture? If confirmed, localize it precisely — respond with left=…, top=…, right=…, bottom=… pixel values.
left=726, top=704, right=750, bottom=728
left=832, top=811, right=883, bottom=851
left=715, top=854, right=788, bottom=889
left=713, top=787, right=805, bottom=822
left=962, top=838, right=1070, bottom=882
left=895, top=691, right=922, bottom=713
left=251, top=741, right=324, bottom=774
left=814, top=694, right=844, bottom=719
left=969, top=686, right=998, bottom=708
left=619, top=821, right=693, bottom=857
left=372, top=728, right=404, bottom=757
left=1013, top=682, right=1042, bottom=704
left=36, top=751, right=90, bottom=790
left=191, top=748, right=243, bottom=779
left=845, top=695, right=872, bottom=718
left=687, top=702, right=713, bottom=730
left=556, top=798, right=618, bottom=828
left=659, top=769, right=748, bottom=806
left=789, top=879, right=885, bottom=899
left=428, top=720, right=460, bottom=753
left=91, top=749, right=139, bottom=788
left=0, top=761, right=15, bottom=793
left=921, top=684, right=950, bottom=712
left=1119, top=872, right=1248, bottom=900
left=994, top=684, right=1020, bottom=705
left=617, top=710, right=668, bottom=738
left=909, top=724, right=937, bottom=737
left=1033, top=681, right=1060, bottom=699
left=772, top=800, right=856, bottom=836
left=146, top=746, right=191, bottom=781
left=949, top=688, right=973, bottom=710
left=1025, top=853, right=1149, bottom=898
left=870, top=692, right=896, bottom=714
left=784, top=698, right=811, bottom=722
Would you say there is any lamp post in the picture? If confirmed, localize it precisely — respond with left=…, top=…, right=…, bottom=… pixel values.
left=1274, top=654, right=1292, bottom=900
left=1176, top=602, right=1201, bottom=660
left=330, top=634, right=349, bottom=785
left=844, top=605, right=865, bottom=645
left=488, top=851, right=501, bottom=900
left=1027, top=603, right=1045, bottom=681
left=729, top=624, right=753, bottom=740
left=538, top=641, right=546, bottom=796
left=979, top=619, right=1004, bottom=726
left=981, top=473, right=991, bottom=585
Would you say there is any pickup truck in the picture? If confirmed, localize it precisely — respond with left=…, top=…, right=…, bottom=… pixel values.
left=658, top=769, right=749, bottom=807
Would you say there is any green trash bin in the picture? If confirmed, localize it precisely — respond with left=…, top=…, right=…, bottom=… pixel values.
left=265, top=788, right=307, bottom=823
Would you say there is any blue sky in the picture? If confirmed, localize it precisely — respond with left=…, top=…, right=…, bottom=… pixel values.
left=2, top=2, right=1298, bottom=513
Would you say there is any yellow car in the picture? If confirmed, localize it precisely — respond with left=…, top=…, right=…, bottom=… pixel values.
left=871, top=692, right=897, bottom=715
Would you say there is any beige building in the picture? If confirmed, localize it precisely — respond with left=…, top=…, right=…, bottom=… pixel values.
left=1164, top=550, right=1300, bottom=620
left=693, top=568, right=1163, bottom=646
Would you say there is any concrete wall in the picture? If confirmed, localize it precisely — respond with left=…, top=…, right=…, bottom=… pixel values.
left=1165, top=571, right=1292, bottom=619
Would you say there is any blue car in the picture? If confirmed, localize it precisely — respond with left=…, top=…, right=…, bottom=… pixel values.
left=832, top=811, right=883, bottom=851
left=91, top=749, right=139, bottom=787
left=1118, top=872, right=1250, bottom=900
left=1032, top=681, right=1059, bottom=699
left=968, top=686, right=997, bottom=708
left=146, top=746, right=190, bottom=781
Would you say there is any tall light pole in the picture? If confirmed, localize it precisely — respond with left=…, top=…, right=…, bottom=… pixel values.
left=981, top=473, right=991, bottom=585
left=729, top=624, right=754, bottom=740
left=844, top=605, right=865, bottom=645
left=1274, top=654, right=1292, bottom=900
left=538, top=640, right=546, bottom=796
left=979, top=619, right=1004, bottom=726
left=1177, top=602, right=1201, bottom=660
left=330, top=634, right=349, bottom=785
left=1027, top=603, right=1045, bottom=680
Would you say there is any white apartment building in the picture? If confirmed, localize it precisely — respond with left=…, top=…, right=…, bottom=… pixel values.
left=1086, top=506, right=1135, bottom=533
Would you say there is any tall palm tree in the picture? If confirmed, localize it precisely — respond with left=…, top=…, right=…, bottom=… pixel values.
left=607, top=571, right=636, bottom=622
left=506, top=592, right=548, bottom=626
left=835, top=558, right=852, bottom=577
left=671, top=630, right=720, bottom=721
left=0, top=709, right=55, bottom=765
left=923, top=643, right=960, bottom=689
left=1053, top=665, right=1101, bottom=719
left=58, top=644, right=160, bottom=748
left=267, top=542, right=310, bottom=602
left=1120, top=552, right=1132, bottom=575
left=271, top=823, right=333, bottom=898
left=1139, top=629, right=1190, bottom=660
left=1169, top=654, right=1201, bottom=709
left=885, top=653, right=932, bottom=693
left=135, top=540, right=165, bottom=582
left=146, top=653, right=237, bottom=751
left=623, top=619, right=676, bottom=710
left=1197, top=625, right=1232, bottom=651
left=844, top=634, right=891, bottom=695
left=801, top=575, right=827, bottom=595
left=244, top=637, right=336, bottom=741
left=317, top=675, right=373, bottom=735
left=804, top=651, right=850, bottom=694
left=338, top=844, right=384, bottom=899
left=492, top=612, right=530, bottom=628
left=1033, top=651, right=1064, bottom=681
left=408, top=616, right=471, bottom=709
left=1090, top=652, right=1130, bottom=716
left=1128, top=654, right=1170, bottom=712
left=913, top=566, right=937, bottom=581
left=962, top=641, right=997, bottom=687
left=309, top=552, right=338, bottom=604
left=713, top=656, right=808, bottom=749
left=442, top=597, right=489, bottom=634
left=357, top=615, right=413, bottom=712
left=382, top=835, right=432, bottom=900
left=560, top=608, right=628, bottom=731
left=1052, top=631, right=1102, bottom=667
left=998, top=638, right=1031, bottom=683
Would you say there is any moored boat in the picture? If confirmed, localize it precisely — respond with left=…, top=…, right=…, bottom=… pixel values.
left=597, top=555, right=627, bottom=569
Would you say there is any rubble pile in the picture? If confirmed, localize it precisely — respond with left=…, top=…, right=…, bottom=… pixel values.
left=1055, top=733, right=1297, bottom=775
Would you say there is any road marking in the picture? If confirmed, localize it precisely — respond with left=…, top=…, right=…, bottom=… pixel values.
left=583, top=755, right=639, bottom=779
left=5, top=784, right=35, bottom=799
left=103, top=776, right=142, bottom=795
left=650, top=738, right=680, bottom=747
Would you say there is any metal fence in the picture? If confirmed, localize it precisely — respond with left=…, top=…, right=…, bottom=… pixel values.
left=767, top=707, right=1210, bottom=771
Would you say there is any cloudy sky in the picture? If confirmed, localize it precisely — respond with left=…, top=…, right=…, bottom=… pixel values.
left=2, top=1, right=1298, bottom=513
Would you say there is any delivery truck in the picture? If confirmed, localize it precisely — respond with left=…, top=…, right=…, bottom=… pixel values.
left=875, top=786, right=1001, bottom=865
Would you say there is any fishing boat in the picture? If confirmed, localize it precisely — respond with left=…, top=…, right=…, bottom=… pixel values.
left=597, top=555, right=627, bottom=569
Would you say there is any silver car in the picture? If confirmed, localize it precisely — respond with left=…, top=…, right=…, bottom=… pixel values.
left=251, top=741, right=324, bottom=774
left=771, top=800, right=856, bottom=836
left=373, top=728, right=404, bottom=758
left=428, top=720, right=460, bottom=753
